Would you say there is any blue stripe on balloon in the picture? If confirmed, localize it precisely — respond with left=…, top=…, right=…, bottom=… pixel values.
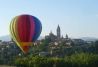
left=32, top=16, right=42, bottom=41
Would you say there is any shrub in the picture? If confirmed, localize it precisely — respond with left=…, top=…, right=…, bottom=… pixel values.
left=15, top=53, right=98, bottom=67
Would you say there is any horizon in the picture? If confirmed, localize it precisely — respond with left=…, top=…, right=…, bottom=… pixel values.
left=0, top=0, right=98, bottom=38
left=0, top=34, right=98, bottom=42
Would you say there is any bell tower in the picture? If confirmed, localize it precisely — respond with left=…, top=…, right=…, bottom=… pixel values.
left=57, top=25, right=61, bottom=39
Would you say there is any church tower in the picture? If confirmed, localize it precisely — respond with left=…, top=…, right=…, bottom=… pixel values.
left=57, top=25, right=61, bottom=39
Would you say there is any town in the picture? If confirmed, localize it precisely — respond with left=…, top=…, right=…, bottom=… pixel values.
left=0, top=25, right=96, bottom=64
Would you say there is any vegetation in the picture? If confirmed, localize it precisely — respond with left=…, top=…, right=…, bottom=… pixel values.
left=13, top=40, right=98, bottom=67
left=15, top=53, right=98, bottom=67
left=0, top=40, right=98, bottom=67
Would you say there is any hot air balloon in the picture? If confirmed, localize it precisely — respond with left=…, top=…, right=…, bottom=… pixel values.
left=10, top=14, right=42, bottom=53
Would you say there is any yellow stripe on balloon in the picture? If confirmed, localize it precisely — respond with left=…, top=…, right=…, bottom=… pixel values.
left=14, top=16, right=26, bottom=53
left=9, top=16, right=25, bottom=53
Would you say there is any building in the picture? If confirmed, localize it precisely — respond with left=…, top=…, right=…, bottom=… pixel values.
left=57, top=25, right=61, bottom=39
left=45, top=25, right=73, bottom=48
left=72, top=39, right=86, bottom=46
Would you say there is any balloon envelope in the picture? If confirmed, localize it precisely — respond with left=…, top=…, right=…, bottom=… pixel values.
left=10, top=14, right=42, bottom=53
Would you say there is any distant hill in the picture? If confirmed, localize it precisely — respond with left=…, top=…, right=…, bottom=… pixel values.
left=0, top=35, right=11, bottom=41
left=0, top=35, right=44, bottom=41
left=0, top=35, right=97, bottom=42
left=80, top=37, right=98, bottom=42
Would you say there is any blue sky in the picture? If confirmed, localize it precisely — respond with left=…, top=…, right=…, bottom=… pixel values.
left=0, top=0, right=98, bottom=38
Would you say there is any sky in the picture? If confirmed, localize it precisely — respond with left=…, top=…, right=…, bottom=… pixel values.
left=0, top=0, right=98, bottom=38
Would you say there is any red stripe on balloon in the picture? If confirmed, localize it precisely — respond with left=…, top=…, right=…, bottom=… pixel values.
left=29, top=16, right=35, bottom=42
left=23, top=15, right=26, bottom=41
left=17, top=15, right=35, bottom=42
left=17, top=15, right=26, bottom=42
left=25, top=15, right=30, bottom=42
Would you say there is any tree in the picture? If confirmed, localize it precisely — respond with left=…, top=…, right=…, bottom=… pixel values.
left=38, top=39, right=50, bottom=51
left=94, top=41, right=98, bottom=53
